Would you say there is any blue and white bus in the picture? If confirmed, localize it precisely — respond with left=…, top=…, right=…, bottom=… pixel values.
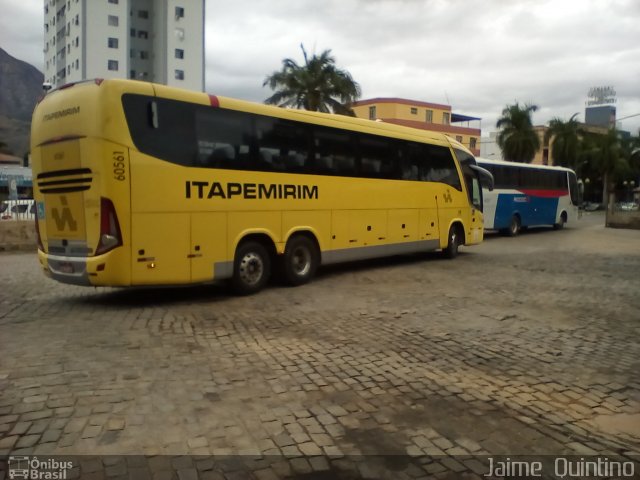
left=476, top=158, right=580, bottom=236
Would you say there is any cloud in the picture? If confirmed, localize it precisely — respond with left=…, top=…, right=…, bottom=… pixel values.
left=2, top=0, right=640, bottom=133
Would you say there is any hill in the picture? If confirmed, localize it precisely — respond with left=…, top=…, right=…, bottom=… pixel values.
left=0, top=48, right=44, bottom=157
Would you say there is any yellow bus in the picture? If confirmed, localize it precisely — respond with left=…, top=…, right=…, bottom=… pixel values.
left=31, top=79, right=493, bottom=294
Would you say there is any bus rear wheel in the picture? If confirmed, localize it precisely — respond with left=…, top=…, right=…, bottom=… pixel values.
left=282, top=235, right=319, bottom=286
left=232, top=241, right=271, bottom=295
left=443, top=224, right=461, bottom=259
left=504, top=214, right=521, bottom=237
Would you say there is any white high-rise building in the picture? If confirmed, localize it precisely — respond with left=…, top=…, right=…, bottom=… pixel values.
left=43, top=0, right=204, bottom=91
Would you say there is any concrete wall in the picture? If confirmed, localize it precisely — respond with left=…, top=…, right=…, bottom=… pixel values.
left=606, top=194, right=640, bottom=230
left=0, top=221, right=37, bottom=251
left=606, top=210, right=640, bottom=229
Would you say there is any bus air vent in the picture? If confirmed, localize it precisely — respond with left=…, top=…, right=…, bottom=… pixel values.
left=36, top=168, right=93, bottom=194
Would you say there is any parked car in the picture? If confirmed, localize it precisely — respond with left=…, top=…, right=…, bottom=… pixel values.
left=618, top=202, right=639, bottom=212
left=0, top=199, right=36, bottom=221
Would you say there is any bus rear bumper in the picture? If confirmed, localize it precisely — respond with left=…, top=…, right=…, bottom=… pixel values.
left=42, top=253, right=91, bottom=286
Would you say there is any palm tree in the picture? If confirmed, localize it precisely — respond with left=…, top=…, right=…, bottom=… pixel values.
left=263, top=44, right=361, bottom=114
left=580, top=129, right=627, bottom=206
left=544, top=113, right=581, bottom=168
left=496, top=102, right=540, bottom=163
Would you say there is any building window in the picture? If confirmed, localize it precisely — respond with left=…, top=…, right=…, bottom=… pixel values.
left=130, top=28, right=136, bottom=37
left=368, top=106, right=376, bottom=120
left=108, top=37, right=118, bottom=48
left=108, top=60, right=118, bottom=71
left=175, top=6, right=185, bottom=18
left=175, top=69, right=184, bottom=80
left=425, top=110, right=433, bottom=123
left=108, top=0, right=118, bottom=3
left=130, top=70, right=136, bottom=79
left=140, top=51, right=149, bottom=60
left=443, top=112, right=450, bottom=125
left=108, top=15, right=118, bottom=26
left=138, top=10, right=149, bottom=19
left=138, top=30, right=148, bottom=39
left=456, top=135, right=463, bottom=143
left=410, top=107, right=418, bottom=115
left=75, top=14, right=79, bottom=25
left=75, top=59, right=79, bottom=69
left=75, top=36, right=79, bottom=47
left=175, top=48, right=184, bottom=59
left=470, top=138, right=477, bottom=150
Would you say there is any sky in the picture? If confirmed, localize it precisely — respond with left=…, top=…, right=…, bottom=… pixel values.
left=2, top=0, right=640, bottom=136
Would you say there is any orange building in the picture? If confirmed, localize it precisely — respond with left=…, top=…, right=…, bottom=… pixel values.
left=351, top=98, right=481, bottom=156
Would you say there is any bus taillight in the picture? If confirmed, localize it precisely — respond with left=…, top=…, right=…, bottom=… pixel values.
left=96, top=197, right=122, bottom=255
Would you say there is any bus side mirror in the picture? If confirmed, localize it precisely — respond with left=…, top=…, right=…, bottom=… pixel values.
left=470, top=165, right=494, bottom=191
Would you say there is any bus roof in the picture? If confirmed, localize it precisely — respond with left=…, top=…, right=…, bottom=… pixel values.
left=476, top=157, right=575, bottom=173
left=51, top=78, right=473, bottom=156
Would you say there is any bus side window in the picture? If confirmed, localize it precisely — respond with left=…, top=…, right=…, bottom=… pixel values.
left=312, top=128, right=356, bottom=176
left=425, top=145, right=462, bottom=190
left=255, top=117, right=311, bottom=173
left=195, top=107, right=252, bottom=171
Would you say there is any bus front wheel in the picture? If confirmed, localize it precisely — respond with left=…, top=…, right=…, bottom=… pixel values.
left=232, top=241, right=271, bottom=295
left=554, top=212, right=567, bottom=230
left=443, top=224, right=461, bottom=259
left=282, top=235, right=319, bottom=286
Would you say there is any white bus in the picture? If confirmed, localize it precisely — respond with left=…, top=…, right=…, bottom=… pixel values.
left=476, top=158, right=580, bottom=236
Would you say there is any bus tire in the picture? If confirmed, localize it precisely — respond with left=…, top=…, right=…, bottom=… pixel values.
left=554, top=212, right=567, bottom=230
left=443, top=224, right=461, bottom=259
left=232, top=241, right=271, bottom=295
left=506, top=214, right=521, bottom=236
left=282, top=235, right=319, bottom=286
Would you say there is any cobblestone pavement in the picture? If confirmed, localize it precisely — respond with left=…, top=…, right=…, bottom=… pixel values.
left=1, top=212, right=639, bottom=479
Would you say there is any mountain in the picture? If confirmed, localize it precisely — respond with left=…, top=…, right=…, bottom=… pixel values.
left=0, top=48, right=44, bottom=157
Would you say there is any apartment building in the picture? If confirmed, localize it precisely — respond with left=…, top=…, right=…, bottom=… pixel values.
left=351, top=98, right=481, bottom=156
left=43, top=0, right=204, bottom=91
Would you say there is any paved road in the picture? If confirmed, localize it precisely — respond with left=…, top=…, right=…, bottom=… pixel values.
left=1, top=212, right=639, bottom=479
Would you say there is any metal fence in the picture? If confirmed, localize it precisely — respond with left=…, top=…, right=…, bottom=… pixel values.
left=0, top=199, right=36, bottom=221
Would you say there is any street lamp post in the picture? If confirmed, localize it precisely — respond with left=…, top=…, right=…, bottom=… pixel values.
left=622, top=180, right=635, bottom=202
left=584, top=178, right=590, bottom=203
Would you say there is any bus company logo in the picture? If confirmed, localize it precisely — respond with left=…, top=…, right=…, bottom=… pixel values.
left=186, top=180, right=319, bottom=200
left=8, top=456, right=74, bottom=479
left=42, top=106, right=80, bottom=122
left=51, top=196, right=78, bottom=232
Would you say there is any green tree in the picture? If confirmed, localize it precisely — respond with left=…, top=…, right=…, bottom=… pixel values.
left=0, top=140, right=13, bottom=155
left=544, top=113, right=581, bottom=168
left=263, top=44, right=361, bottom=114
left=580, top=129, right=627, bottom=206
left=496, top=102, right=540, bottom=163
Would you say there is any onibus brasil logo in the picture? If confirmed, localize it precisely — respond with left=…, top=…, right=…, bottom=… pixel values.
left=8, top=456, right=73, bottom=479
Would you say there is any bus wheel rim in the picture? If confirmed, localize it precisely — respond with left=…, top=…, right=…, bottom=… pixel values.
left=239, top=252, right=264, bottom=285
left=292, top=246, right=311, bottom=276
